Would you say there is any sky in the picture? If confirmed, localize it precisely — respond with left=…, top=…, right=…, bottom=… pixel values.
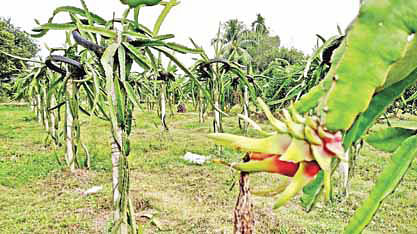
left=0, top=0, right=360, bottom=65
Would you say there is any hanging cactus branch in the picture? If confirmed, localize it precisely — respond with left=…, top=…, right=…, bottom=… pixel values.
left=72, top=30, right=105, bottom=56
left=45, top=55, right=86, bottom=76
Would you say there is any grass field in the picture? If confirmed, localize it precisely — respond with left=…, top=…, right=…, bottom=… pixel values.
left=0, top=104, right=416, bottom=233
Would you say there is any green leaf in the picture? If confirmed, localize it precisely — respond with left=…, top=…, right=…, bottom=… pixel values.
left=123, top=42, right=151, bottom=70
left=389, top=120, right=417, bottom=130
left=165, top=42, right=203, bottom=54
left=34, top=23, right=76, bottom=31
left=300, top=171, right=324, bottom=212
left=78, top=25, right=116, bottom=38
left=153, top=34, right=175, bottom=41
left=30, top=30, right=49, bottom=38
left=344, top=135, right=417, bottom=234
left=153, top=0, right=177, bottom=36
left=79, top=0, right=94, bottom=26
left=0, top=50, right=43, bottom=64
left=52, top=6, right=106, bottom=25
left=364, top=127, right=416, bottom=153
left=377, top=33, right=417, bottom=91
left=122, top=81, right=141, bottom=108
left=97, top=95, right=110, bottom=121
left=322, top=1, right=417, bottom=131
left=144, top=48, right=158, bottom=71
left=268, top=87, right=301, bottom=105
left=293, top=84, right=327, bottom=114
left=91, top=69, right=102, bottom=114
left=114, top=77, right=126, bottom=127
left=153, top=47, right=193, bottom=77
left=343, top=67, right=417, bottom=149
left=295, top=2, right=417, bottom=129
left=123, top=31, right=173, bottom=41
left=122, top=31, right=150, bottom=40
left=118, top=46, right=127, bottom=82
left=101, top=42, right=120, bottom=139
left=133, top=6, right=141, bottom=30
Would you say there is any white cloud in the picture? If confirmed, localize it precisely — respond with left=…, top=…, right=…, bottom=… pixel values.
left=1, top=0, right=359, bottom=64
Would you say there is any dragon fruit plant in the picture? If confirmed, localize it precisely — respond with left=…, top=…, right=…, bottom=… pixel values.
left=209, top=0, right=417, bottom=233
left=32, top=0, right=201, bottom=233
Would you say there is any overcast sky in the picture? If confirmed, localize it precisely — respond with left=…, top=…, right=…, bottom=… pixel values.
left=1, top=0, right=360, bottom=65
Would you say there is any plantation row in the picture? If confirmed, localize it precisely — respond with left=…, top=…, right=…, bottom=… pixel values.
left=2, top=0, right=417, bottom=233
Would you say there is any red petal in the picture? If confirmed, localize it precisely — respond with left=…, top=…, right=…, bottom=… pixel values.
left=271, top=156, right=299, bottom=177
left=249, top=152, right=278, bottom=161
left=322, top=131, right=343, bottom=157
left=324, top=141, right=344, bottom=156
left=304, top=161, right=321, bottom=177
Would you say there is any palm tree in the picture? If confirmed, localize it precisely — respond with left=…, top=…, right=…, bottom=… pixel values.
left=251, top=13, right=269, bottom=36
left=220, top=19, right=254, bottom=65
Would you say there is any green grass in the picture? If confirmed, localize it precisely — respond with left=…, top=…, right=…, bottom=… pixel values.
left=0, top=104, right=416, bottom=233
left=0, top=105, right=63, bottom=187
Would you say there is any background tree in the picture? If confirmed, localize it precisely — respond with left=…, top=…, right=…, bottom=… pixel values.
left=215, top=14, right=307, bottom=88
left=217, top=19, right=253, bottom=65
left=251, top=13, right=269, bottom=36
left=0, top=18, right=39, bottom=97
left=238, top=14, right=306, bottom=72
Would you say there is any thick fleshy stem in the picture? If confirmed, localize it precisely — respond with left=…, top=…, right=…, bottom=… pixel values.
left=233, top=153, right=255, bottom=233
